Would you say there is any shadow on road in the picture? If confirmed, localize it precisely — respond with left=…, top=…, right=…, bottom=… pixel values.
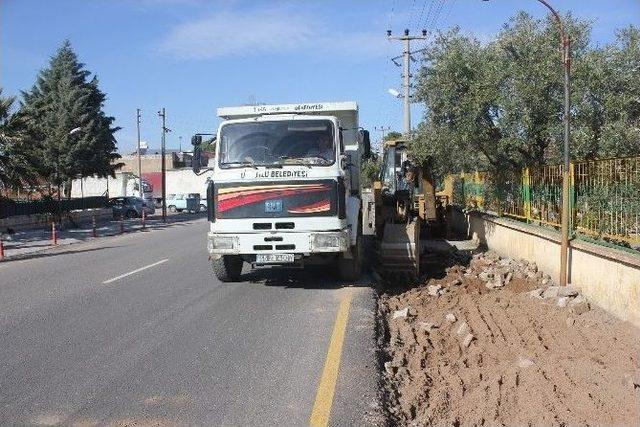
left=0, top=246, right=121, bottom=263
left=245, top=265, right=366, bottom=290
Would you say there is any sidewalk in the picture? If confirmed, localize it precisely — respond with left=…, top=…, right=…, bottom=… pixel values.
left=0, top=212, right=205, bottom=261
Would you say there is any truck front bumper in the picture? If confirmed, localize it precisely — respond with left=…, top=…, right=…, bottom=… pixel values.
left=207, top=230, right=350, bottom=256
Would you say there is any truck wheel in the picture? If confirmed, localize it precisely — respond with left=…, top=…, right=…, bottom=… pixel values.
left=169, top=205, right=177, bottom=213
left=338, top=235, right=362, bottom=281
left=212, top=255, right=243, bottom=282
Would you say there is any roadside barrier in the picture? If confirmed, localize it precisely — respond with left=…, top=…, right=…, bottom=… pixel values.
left=51, top=222, right=58, bottom=245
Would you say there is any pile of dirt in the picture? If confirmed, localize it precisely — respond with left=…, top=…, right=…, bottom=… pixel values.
left=378, top=250, right=640, bottom=426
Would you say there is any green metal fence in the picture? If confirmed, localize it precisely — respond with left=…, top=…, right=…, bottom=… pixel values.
left=447, top=156, right=640, bottom=246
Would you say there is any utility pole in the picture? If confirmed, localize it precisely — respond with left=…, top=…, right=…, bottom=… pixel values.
left=136, top=108, right=142, bottom=200
left=179, top=135, right=183, bottom=152
left=482, top=0, right=571, bottom=286
left=374, top=125, right=391, bottom=152
left=387, top=29, right=428, bottom=136
left=158, top=108, right=168, bottom=223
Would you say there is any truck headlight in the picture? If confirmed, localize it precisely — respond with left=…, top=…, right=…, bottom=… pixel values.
left=208, top=234, right=238, bottom=251
left=310, top=233, right=348, bottom=252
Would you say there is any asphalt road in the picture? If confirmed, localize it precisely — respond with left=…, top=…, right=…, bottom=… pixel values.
left=0, top=218, right=381, bottom=426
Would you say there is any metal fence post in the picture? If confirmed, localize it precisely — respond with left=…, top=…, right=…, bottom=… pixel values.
left=523, top=167, right=532, bottom=221
left=52, top=221, right=57, bottom=245
left=570, top=161, right=576, bottom=234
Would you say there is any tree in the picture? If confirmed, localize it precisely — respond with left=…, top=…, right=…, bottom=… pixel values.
left=0, top=89, right=36, bottom=191
left=21, top=40, right=121, bottom=195
left=385, top=131, right=403, bottom=142
left=411, top=12, right=639, bottom=181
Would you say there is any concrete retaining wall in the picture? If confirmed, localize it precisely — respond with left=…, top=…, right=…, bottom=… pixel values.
left=0, top=208, right=112, bottom=232
left=450, top=207, right=640, bottom=327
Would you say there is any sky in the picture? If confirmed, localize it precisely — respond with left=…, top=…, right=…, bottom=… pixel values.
left=1, top=0, right=639, bottom=154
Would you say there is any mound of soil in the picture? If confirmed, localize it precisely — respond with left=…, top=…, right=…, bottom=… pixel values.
left=379, top=252, right=640, bottom=426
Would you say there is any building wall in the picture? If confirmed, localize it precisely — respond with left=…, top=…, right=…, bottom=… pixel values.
left=71, top=169, right=216, bottom=200
left=117, top=154, right=176, bottom=173
left=450, top=208, right=640, bottom=327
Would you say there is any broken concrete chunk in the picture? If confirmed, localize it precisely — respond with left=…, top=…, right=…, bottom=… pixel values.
left=569, top=296, right=590, bottom=315
left=418, top=321, right=436, bottom=332
left=384, top=361, right=396, bottom=375
left=392, top=307, right=410, bottom=320
left=456, top=321, right=470, bottom=336
left=528, top=288, right=544, bottom=299
left=558, top=285, right=579, bottom=297
left=449, top=278, right=462, bottom=286
left=517, top=357, right=535, bottom=368
left=461, top=333, right=474, bottom=348
left=566, top=317, right=575, bottom=326
left=427, top=284, right=443, bottom=296
left=478, top=271, right=492, bottom=282
left=485, top=276, right=503, bottom=289
left=543, top=286, right=560, bottom=299
left=504, top=272, right=513, bottom=284
left=445, top=313, right=457, bottom=323
left=557, top=296, right=569, bottom=308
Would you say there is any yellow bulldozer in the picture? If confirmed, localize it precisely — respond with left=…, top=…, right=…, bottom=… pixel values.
left=371, top=139, right=442, bottom=278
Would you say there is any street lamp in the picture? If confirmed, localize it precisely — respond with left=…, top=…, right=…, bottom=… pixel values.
left=387, top=88, right=401, bottom=98
left=483, top=0, right=571, bottom=287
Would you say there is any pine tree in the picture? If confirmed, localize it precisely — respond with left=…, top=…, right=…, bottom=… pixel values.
left=21, top=40, right=121, bottom=195
left=0, top=89, right=35, bottom=191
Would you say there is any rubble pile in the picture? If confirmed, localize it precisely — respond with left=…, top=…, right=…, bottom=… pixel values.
left=378, top=249, right=639, bottom=426
left=427, top=249, right=592, bottom=315
left=461, top=250, right=554, bottom=289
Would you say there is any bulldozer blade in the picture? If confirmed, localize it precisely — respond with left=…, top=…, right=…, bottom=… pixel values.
left=377, top=221, right=420, bottom=278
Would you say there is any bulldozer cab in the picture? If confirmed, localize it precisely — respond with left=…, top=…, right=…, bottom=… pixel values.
left=379, top=139, right=409, bottom=195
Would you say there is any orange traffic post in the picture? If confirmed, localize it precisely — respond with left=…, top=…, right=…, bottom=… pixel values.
left=0, top=236, right=5, bottom=259
left=52, top=221, right=58, bottom=245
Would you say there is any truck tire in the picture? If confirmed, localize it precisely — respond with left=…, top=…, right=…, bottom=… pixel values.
left=338, top=234, right=362, bottom=281
left=169, top=205, right=177, bottom=213
left=212, top=255, right=243, bottom=282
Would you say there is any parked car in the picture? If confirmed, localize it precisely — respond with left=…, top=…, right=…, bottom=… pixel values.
left=110, top=197, right=153, bottom=219
left=166, top=194, right=187, bottom=213
left=111, top=197, right=143, bottom=219
left=167, top=193, right=201, bottom=213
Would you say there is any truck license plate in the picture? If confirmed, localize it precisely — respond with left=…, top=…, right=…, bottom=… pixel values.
left=265, top=200, right=283, bottom=213
left=256, top=253, right=295, bottom=264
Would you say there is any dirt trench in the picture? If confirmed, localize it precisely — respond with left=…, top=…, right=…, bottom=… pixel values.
left=377, top=248, right=640, bottom=426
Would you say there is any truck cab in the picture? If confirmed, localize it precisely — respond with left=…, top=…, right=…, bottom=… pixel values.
left=193, top=102, right=370, bottom=282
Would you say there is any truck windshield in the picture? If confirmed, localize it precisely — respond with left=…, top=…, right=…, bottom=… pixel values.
left=218, top=119, right=335, bottom=168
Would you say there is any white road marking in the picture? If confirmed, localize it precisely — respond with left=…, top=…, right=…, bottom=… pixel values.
left=102, top=259, right=169, bottom=284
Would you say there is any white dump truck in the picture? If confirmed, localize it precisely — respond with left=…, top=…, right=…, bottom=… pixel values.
left=192, top=101, right=371, bottom=282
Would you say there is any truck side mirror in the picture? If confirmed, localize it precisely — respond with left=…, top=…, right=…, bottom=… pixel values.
left=358, top=129, right=371, bottom=159
left=192, top=135, right=203, bottom=174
